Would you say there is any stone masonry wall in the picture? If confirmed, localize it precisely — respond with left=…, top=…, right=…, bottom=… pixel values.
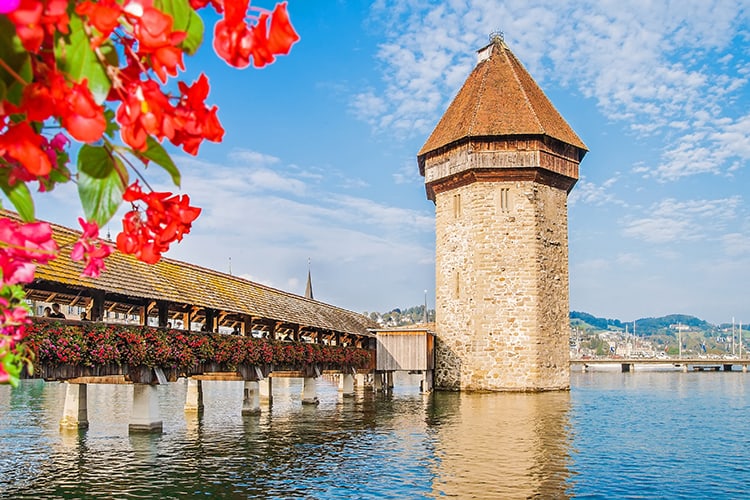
left=433, top=178, right=570, bottom=391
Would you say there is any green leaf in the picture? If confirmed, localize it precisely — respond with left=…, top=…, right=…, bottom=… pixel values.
left=181, top=9, right=205, bottom=55
left=0, top=17, right=32, bottom=105
left=156, top=0, right=204, bottom=55
left=139, top=137, right=181, bottom=187
left=55, top=15, right=118, bottom=104
left=77, top=145, right=129, bottom=226
left=1, top=181, right=35, bottom=222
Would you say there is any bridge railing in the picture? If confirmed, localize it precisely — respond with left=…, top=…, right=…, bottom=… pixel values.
left=24, top=319, right=372, bottom=382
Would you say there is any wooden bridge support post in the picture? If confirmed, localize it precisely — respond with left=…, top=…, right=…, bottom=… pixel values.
left=420, top=370, right=433, bottom=394
left=682, top=364, right=689, bottom=373
left=184, top=378, right=204, bottom=414
left=89, top=291, right=105, bottom=322
left=355, top=373, right=367, bottom=389
left=338, top=373, right=354, bottom=397
left=385, top=371, right=394, bottom=391
left=242, top=381, right=261, bottom=415
left=743, top=365, right=748, bottom=373
left=60, top=382, right=89, bottom=430
left=157, top=301, right=170, bottom=328
left=373, top=371, right=384, bottom=392
left=301, top=376, right=319, bottom=405
left=129, top=384, right=163, bottom=433
left=259, top=377, right=273, bottom=406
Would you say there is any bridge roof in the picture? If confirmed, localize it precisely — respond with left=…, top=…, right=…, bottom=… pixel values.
left=14, top=211, right=376, bottom=337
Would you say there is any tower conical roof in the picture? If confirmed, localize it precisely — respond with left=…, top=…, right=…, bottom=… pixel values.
left=418, top=38, right=586, bottom=160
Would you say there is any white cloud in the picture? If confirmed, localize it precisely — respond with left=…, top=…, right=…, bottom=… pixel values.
left=361, top=0, right=750, bottom=180
left=228, top=149, right=281, bottom=167
left=622, top=196, right=741, bottom=243
left=568, top=175, right=626, bottom=207
left=155, top=152, right=435, bottom=312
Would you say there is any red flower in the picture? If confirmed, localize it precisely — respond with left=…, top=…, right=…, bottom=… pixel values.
left=116, top=181, right=201, bottom=264
left=62, top=81, right=107, bottom=143
left=116, top=79, right=176, bottom=151
left=75, top=0, right=123, bottom=47
left=0, top=122, right=52, bottom=176
left=172, top=74, right=224, bottom=154
left=267, top=2, right=298, bottom=55
left=212, top=1, right=298, bottom=68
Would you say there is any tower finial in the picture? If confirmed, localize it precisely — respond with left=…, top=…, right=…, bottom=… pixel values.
left=489, top=31, right=504, bottom=44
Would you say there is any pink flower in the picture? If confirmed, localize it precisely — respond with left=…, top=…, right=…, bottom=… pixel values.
left=0, top=218, right=58, bottom=285
left=71, top=218, right=114, bottom=278
left=0, top=0, right=21, bottom=15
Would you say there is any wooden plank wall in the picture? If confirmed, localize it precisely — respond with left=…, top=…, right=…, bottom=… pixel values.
left=376, top=332, right=427, bottom=371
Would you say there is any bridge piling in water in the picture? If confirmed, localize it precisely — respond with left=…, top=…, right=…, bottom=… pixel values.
left=184, top=378, right=204, bottom=414
left=259, top=377, right=273, bottom=406
left=60, top=382, right=89, bottom=430
left=301, top=377, right=319, bottom=405
left=129, top=384, right=163, bottom=433
left=338, top=374, right=354, bottom=397
left=242, top=381, right=261, bottom=415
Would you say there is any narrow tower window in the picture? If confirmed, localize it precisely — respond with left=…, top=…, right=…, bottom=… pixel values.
left=453, top=193, right=462, bottom=218
left=499, top=187, right=511, bottom=212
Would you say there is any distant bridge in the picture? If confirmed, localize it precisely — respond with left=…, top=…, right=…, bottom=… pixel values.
left=571, top=358, right=750, bottom=373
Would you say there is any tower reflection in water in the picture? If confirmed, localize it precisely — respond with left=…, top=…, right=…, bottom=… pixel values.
left=426, top=390, right=573, bottom=498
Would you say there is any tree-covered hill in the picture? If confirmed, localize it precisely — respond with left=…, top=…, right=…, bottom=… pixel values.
left=570, top=311, right=714, bottom=336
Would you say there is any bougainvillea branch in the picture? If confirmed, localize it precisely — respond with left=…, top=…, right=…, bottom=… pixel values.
left=0, top=0, right=299, bottom=385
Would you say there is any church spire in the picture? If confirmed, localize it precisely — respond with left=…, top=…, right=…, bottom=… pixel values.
left=304, top=258, right=314, bottom=300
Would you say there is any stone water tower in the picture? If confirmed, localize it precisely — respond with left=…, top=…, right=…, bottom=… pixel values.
left=418, top=35, right=587, bottom=391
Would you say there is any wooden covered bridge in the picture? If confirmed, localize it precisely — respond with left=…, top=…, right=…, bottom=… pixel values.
left=13, top=212, right=382, bottom=432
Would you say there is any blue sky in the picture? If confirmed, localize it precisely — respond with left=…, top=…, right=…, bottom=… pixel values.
left=36, top=0, right=750, bottom=325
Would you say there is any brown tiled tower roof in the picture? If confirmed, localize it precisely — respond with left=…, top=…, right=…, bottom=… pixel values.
left=418, top=37, right=587, bottom=160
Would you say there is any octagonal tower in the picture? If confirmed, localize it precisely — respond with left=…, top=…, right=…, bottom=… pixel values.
left=418, top=35, right=587, bottom=391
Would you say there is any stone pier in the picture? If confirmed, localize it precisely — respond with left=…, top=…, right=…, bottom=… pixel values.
left=259, top=377, right=273, bottom=406
left=184, top=378, right=204, bottom=414
left=338, top=373, right=354, bottom=397
left=60, top=382, right=89, bottom=430
left=242, top=381, right=261, bottom=415
left=301, top=376, right=319, bottom=405
left=129, top=384, right=162, bottom=433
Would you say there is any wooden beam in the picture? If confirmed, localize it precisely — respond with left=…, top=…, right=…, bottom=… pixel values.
left=269, top=370, right=305, bottom=378
left=66, top=375, right=131, bottom=385
left=191, top=372, right=244, bottom=381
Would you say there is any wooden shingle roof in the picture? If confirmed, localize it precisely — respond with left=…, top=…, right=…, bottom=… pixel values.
left=418, top=38, right=587, bottom=159
left=13, top=211, right=377, bottom=336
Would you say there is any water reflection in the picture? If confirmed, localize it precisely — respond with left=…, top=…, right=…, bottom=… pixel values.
left=1, top=375, right=575, bottom=499
left=426, top=391, right=572, bottom=498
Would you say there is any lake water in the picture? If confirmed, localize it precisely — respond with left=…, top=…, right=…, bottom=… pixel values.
left=1, top=371, right=749, bottom=498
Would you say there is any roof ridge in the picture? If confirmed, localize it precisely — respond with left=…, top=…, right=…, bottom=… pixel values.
left=501, top=44, right=545, bottom=134
left=468, top=58, right=489, bottom=136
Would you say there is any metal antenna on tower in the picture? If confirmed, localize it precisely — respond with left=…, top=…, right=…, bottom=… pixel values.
left=489, top=30, right=504, bottom=43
